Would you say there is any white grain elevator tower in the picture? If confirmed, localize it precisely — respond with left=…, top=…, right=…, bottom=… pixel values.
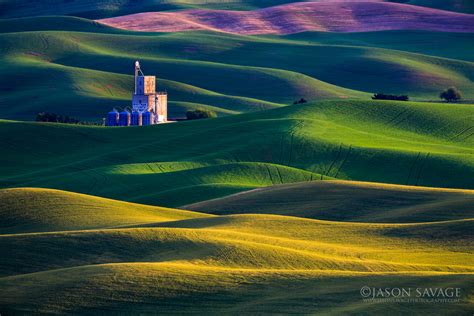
left=132, top=61, right=167, bottom=124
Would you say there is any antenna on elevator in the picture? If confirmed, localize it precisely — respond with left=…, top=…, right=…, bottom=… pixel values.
left=134, top=61, right=144, bottom=95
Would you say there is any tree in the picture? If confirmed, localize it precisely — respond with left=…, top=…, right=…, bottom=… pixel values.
left=36, top=112, right=80, bottom=124
left=440, top=87, right=462, bottom=102
left=186, top=109, right=217, bottom=120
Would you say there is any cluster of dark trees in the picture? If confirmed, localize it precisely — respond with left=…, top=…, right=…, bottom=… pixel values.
left=35, top=112, right=102, bottom=125
left=439, top=87, right=462, bottom=102
left=371, top=87, right=463, bottom=103
left=372, top=93, right=409, bottom=101
left=36, top=112, right=80, bottom=124
left=293, top=98, right=307, bottom=104
left=186, top=109, right=217, bottom=120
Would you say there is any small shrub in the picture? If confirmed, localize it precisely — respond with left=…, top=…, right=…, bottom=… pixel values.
left=293, top=98, right=307, bottom=105
left=186, top=109, right=217, bottom=120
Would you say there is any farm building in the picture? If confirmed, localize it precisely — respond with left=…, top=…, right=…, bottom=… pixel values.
left=107, top=61, right=167, bottom=126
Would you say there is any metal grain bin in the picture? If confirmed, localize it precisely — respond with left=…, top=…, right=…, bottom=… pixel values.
left=142, top=111, right=151, bottom=126
left=118, top=110, right=131, bottom=126
left=131, top=111, right=142, bottom=126
left=107, top=109, right=119, bottom=126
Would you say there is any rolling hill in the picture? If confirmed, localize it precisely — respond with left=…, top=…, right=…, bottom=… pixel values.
left=98, top=2, right=474, bottom=35
left=0, top=187, right=472, bottom=314
left=1, top=0, right=473, bottom=19
left=2, top=266, right=472, bottom=314
left=1, top=2, right=473, bottom=314
left=185, top=180, right=474, bottom=223
left=0, top=20, right=368, bottom=120
left=0, top=188, right=210, bottom=234
left=1, top=16, right=473, bottom=121
left=0, top=0, right=304, bottom=19
left=1, top=99, right=473, bottom=207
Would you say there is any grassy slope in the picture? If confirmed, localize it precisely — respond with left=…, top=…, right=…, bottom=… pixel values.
left=1, top=0, right=473, bottom=18
left=2, top=17, right=472, bottom=61
left=1, top=4, right=473, bottom=314
left=0, top=188, right=472, bottom=314
left=0, top=188, right=210, bottom=234
left=1, top=99, right=473, bottom=207
left=185, top=180, right=474, bottom=222
left=1, top=17, right=474, bottom=120
left=0, top=0, right=307, bottom=19
left=1, top=266, right=472, bottom=315
left=5, top=217, right=472, bottom=276
left=0, top=29, right=365, bottom=120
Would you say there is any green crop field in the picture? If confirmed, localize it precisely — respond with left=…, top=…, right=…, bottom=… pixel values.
left=0, top=187, right=473, bottom=314
left=0, top=0, right=306, bottom=19
left=0, top=2, right=473, bottom=314
left=185, top=180, right=474, bottom=223
left=1, top=100, right=473, bottom=207
left=1, top=16, right=474, bottom=121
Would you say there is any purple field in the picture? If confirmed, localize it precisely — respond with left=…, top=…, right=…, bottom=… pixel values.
left=99, top=1, right=474, bottom=34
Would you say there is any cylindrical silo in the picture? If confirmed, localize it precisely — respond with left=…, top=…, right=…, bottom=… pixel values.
left=131, top=111, right=142, bottom=126
left=107, top=109, right=119, bottom=126
left=118, top=110, right=131, bottom=126
left=142, top=111, right=151, bottom=126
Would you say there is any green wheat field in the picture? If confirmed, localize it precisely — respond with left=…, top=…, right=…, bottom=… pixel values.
left=0, top=0, right=473, bottom=314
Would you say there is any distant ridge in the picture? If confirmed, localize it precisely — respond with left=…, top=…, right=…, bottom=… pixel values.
left=98, top=1, right=474, bottom=35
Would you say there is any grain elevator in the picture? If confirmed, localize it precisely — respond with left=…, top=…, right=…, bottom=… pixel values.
left=107, top=61, right=167, bottom=126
